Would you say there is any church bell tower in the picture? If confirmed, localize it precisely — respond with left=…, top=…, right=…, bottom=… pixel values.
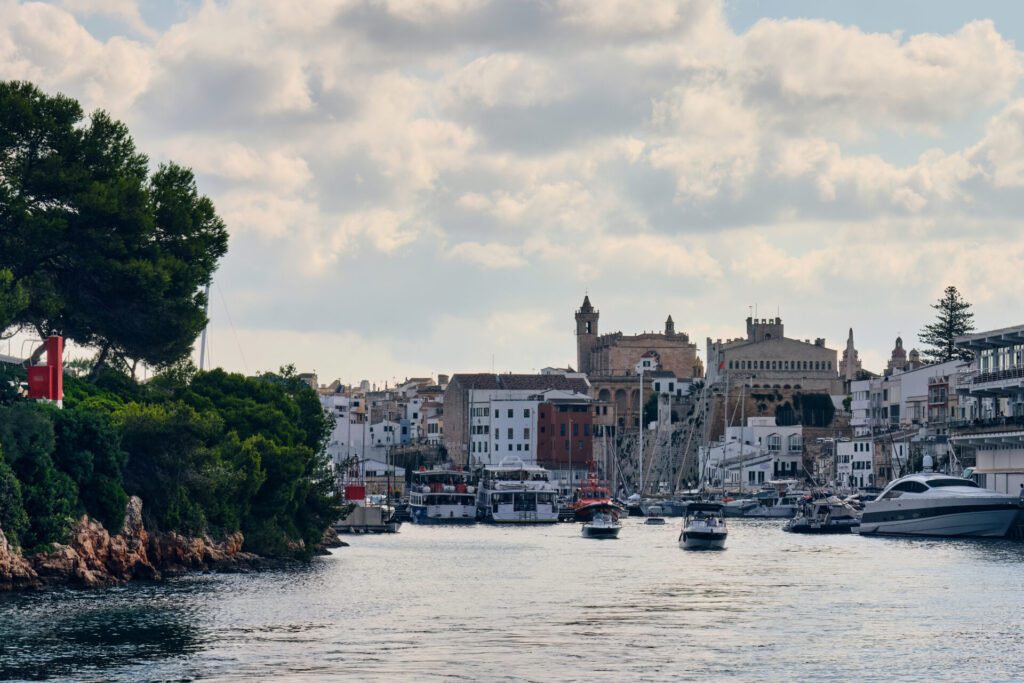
left=575, top=295, right=599, bottom=375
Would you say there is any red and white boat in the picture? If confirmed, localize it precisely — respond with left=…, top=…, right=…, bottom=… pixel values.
left=571, top=474, right=626, bottom=522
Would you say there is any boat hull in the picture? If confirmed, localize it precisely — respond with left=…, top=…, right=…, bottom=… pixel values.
left=678, top=529, right=727, bottom=550
left=410, top=505, right=477, bottom=525
left=783, top=519, right=859, bottom=534
left=857, top=505, right=1021, bottom=538
left=581, top=525, right=620, bottom=539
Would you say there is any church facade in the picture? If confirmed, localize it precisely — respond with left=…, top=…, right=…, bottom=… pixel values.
left=574, top=295, right=702, bottom=428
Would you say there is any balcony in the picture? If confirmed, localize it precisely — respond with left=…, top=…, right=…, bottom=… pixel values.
left=963, top=367, right=1024, bottom=397
left=950, top=418, right=1024, bottom=448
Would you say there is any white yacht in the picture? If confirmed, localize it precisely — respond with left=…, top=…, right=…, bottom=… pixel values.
left=408, top=467, right=477, bottom=525
left=581, top=511, right=621, bottom=539
left=857, top=459, right=1022, bottom=538
left=476, top=458, right=560, bottom=524
left=679, top=502, right=728, bottom=550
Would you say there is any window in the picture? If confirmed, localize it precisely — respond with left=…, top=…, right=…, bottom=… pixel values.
left=523, top=409, right=530, bottom=418
left=583, top=424, right=590, bottom=436
left=507, top=428, right=513, bottom=439
left=767, top=434, right=782, bottom=452
left=573, top=424, right=579, bottom=436
left=892, top=480, right=929, bottom=494
left=669, top=382, right=675, bottom=392
left=516, top=444, right=522, bottom=451
left=523, top=428, right=530, bottom=440
left=507, top=409, right=513, bottom=418
left=560, top=424, right=566, bottom=436
left=928, top=478, right=979, bottom=488
left=508, top=444, right=512, bottom=451
left=494, top=409, right=498, bottom=418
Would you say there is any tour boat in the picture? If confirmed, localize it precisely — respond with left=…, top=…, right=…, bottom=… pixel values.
left=571, top=473, right=627, bottom=522
left=581, top=511, right=621, bottom=539
left=783, top=496, right=860, bottom=534
left=408, top=467, right=477, bottom=525
left=679, top=502, right=727, bottom=550
left=856, top=459, right=1021, bottom=538
left=476, top=458, right=560, bottom=524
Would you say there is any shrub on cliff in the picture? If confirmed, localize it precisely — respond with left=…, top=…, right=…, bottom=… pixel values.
left=0, top=404, right=78, bottom=550
left=0, top=446, right=29, bottom=548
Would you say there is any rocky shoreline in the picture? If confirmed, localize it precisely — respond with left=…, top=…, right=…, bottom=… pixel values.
left=0, top=497, right=341, bottom=591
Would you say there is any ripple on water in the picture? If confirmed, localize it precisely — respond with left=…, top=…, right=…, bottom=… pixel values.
left=2, top=519, right=1024, bottom=681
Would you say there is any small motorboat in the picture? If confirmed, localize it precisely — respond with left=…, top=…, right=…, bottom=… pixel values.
left=679, top=502, right=727, bottom=550
left=581, top=511, right=621, bottom=539
left=644, top=517, right=666, bottom=525
left=784, top=497, right=860, bottom=534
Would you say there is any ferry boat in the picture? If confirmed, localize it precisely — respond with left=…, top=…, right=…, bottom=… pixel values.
left=408, top=467, right=477, bottom=525
left=476, top=458, right=560, bottom=524
left=571, top=473, right=627, bottom=522
left=679, top=502, right=727, bottom=550
left=856, top=458, right=1021, bottom=538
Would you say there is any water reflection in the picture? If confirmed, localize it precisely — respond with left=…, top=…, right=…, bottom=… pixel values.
left=0, top=585, right=203, bottom=681
left=1, top=520, right=1024, bottom=682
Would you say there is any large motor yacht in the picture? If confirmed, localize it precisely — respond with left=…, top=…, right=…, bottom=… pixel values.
left=857, top=458, right=1022, bottom=538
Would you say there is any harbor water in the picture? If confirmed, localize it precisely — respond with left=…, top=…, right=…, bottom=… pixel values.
left=2, top=518, right=1023, bottom=682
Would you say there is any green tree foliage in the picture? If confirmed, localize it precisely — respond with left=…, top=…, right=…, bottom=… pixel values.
left=0, top=81, right=228, bottom=373
left=919, top=285, right=976, bottom=363
left=0, top=268, right=27, bottom=330
left=0, top=445, right=30, bottom=548
left=51, top=406, right=129, bottom=532
left=0, top=404, right=78, bottom=550
left=789, top=392, right=835, bottom=428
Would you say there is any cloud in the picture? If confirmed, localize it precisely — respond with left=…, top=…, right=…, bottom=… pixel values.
left=447, top=241, right=527, bottom=269
left=59, top=0, right=156, bottom=39
left=3, top=0, right=1024, bottom=382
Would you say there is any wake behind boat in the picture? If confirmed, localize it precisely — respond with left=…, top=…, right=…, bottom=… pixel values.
left=679, top=502, right=727, bottom=550
left=856, top=459, right=1022, bottom=538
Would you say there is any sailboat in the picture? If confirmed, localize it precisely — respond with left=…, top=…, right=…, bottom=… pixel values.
left=679, top=388, right=728, bottom=550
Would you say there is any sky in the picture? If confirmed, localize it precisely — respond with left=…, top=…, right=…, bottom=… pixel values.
left=3, top=0, right=1024, bottom=386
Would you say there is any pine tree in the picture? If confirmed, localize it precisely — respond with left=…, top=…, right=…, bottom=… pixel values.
left=919, top=286, right=976, bottom=363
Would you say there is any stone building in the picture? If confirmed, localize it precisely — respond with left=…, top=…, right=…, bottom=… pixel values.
left=839, top=328, right=862, bottom=382
left=706, top=317, right=839, bottom=393
left=885, top=336, right=924, bottom=376
left=574, top=295, right=702, bottom=430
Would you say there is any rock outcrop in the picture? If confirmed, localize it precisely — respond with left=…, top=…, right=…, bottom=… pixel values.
left=1, top=496, right=287, bottom=591
left=0, top=528, right=41, bottom=591
left=31, top=496, right=160, bottom=588
left=148, top=530, right=260, bottom=576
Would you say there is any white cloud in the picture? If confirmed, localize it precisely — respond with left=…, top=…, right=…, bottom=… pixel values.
left=447, top=241, right=526, bottom=269
left=4, top=1, right=1024, bottom=380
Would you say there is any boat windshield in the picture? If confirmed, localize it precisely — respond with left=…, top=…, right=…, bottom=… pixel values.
left=926, top=478, right=980, bottom=488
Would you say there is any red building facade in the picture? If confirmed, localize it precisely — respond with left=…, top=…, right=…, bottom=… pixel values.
left=536, top=399, right=593, bottom=470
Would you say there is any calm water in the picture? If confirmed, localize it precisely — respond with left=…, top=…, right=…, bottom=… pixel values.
left=2, top=519, right=1023, bottom=682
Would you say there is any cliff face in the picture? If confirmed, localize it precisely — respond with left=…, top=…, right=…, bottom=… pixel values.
left=0, top=527, right=40, bottom=591
left=1, top=496, right=267, bottom=591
